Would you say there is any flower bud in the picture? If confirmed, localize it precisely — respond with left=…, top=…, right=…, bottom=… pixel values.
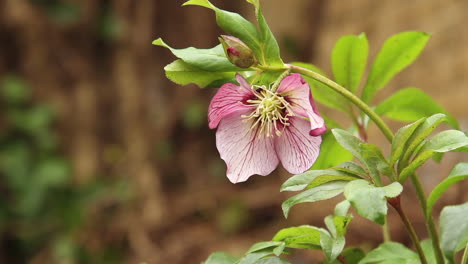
left=219, top=35, right=257, bottom=68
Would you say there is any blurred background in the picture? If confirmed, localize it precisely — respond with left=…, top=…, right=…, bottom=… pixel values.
left=0, top=0, right=467, bottom=263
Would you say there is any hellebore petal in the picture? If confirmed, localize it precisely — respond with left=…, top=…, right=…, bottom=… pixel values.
left=277, top=74, right=326, bottom=135
left=208, top=75, right=254, bottom=129
left=216, top=109, right=279, bottom=183
left=274, top=116, right=322, bottom=174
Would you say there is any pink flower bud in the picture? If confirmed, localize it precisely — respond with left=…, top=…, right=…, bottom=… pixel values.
left=219, top=35, right=257, bottom=68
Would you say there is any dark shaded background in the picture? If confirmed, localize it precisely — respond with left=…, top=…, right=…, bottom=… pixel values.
left=0, top=0, right=467, bottom=263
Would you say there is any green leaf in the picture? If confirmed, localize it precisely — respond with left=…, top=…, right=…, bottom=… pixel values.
left=153, top=38, right=243, bottom=72
left=183, top=0, right=265, bottom=65
left=320, top=229, right=346, bottom=262
left=332, top=129, right=392, bottom=184
left=427, top=163, right=468, bottom=216
left=375, top=88, right=458, bottom=129
left=282, top=181, right=347, bottom=218
left=254, top=256, right=290, bottom=264
left=246, top=241, right=284, bottom=254
left=183, top=0, right=214, bottom=9
left=272, top=225, right=322, bottom=249
left=382, top=182, right=403, bottom=198
left=359, top=242, right=419, bottom=264
left=344, top=180, right=401, bottom=225
left=203, top=252, right=238, bottom=264
left=251, top=2, right=283, bottom=66
left=421, top=130, right=468, bottom=153
left=238, top=250, right=272, bottom=264
left=332, top=216, right=352, bottom=237
left=334, top=200, right=351, bottom=217
left=421, top=239, right=441, bottom=264
left=391, top=117, right=426, bottom=165
left=341, top=247, right=366, bottom=264
left=290, top=62, right=349, bottom=112
left=440, top=202, right=468, bottom=261
left=362, top=31, right=430, bottom=103
left=398, top=113, right=447, bottom=168
left=333, top=161, right=367, bottom=177
left=311, top=132, right=354, bottom=170
left=399, top=130, right=468, bottom=182
left=331, top=33, right=369, bottom=93
left=164, top=59, right=236, bottom=87
left=281, top=169, right=359, bottom=192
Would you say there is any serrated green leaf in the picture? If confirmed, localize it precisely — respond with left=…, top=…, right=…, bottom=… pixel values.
left=203, top=252, right=238, bottom=264
left=282, top=181, right=347, bottom=218
left=280, top=169, right=358, bottom=192
left=427, top=163, right=468, bottom=216
left=311, top=132, right=354, bottom=170
left=153, top=38, right=243, bottom=72
left=331, top=33, right=368, bottom=93
left=272, top=225, right=322, bottom=249
left=440, top=202, right=468, bottom=261
left=375, top=88, right=458, bottom=129
left=290, top=62, right=349, bottom=112
left=391, top=117, right=426, bottom=165
left=362, top=31, right=430, bottom=103
left=359, top=242, right=419, bottom=264
left=164, top=59, right=236, bottom=87
left=344, top=180, right=398, bottom=225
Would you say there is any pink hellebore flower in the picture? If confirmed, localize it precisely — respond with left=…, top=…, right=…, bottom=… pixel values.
left=208, top=73, right=327, bottom=183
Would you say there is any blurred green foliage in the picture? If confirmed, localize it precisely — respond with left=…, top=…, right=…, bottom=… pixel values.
left=0, top=75, right=125, bottom=264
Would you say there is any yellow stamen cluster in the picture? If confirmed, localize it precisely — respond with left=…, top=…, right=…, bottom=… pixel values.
left=241, top=86, right=294, bottom=137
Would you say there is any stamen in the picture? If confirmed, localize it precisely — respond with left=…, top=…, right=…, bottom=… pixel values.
left=241, top=85, right=294, bottom=138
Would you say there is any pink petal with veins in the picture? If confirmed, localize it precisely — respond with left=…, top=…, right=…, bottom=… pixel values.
left=277, top=73, right=326, bottom=135
left=274, top=116, right=322, bottom=174
left=216, top=109, right=279, bottom=183
left=208, top=75, right=253, bottom=129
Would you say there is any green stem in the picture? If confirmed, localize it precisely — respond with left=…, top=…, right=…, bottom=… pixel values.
left=382, top=221, right=391, bottom=242
left=391, top=199, right=428, bottom=264
left=411, top=175, right=446, bottom=264
left=461, top=243, right=468, bottom=264
left=286, top=64, right=394, bottom=142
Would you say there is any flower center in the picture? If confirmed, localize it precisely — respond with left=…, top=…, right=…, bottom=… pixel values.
left=241, top=86, right=294, bottom=137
